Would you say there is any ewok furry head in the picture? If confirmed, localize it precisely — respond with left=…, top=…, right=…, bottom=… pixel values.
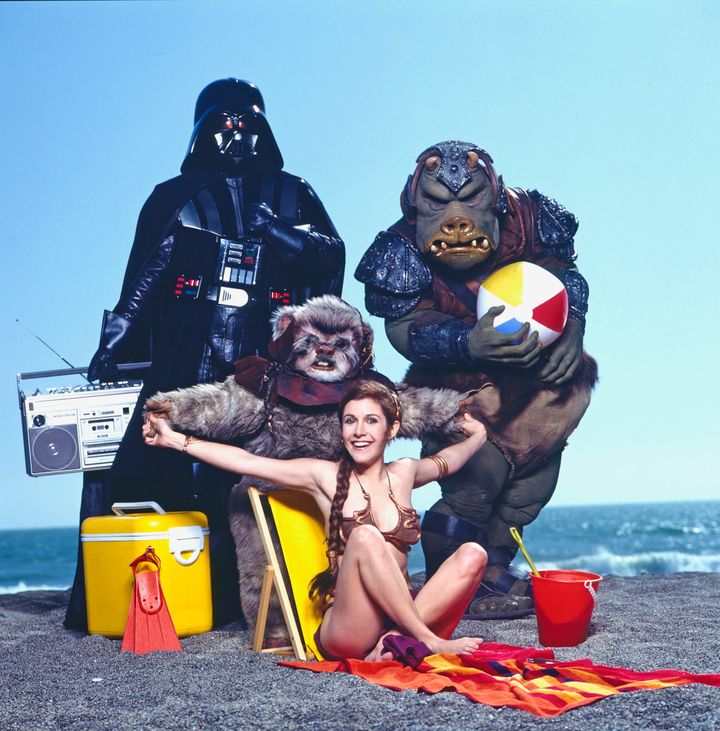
left=269, top=295, right=374, bottom=383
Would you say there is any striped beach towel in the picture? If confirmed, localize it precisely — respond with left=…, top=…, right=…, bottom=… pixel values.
left=281, top=643, right=720, bottom=717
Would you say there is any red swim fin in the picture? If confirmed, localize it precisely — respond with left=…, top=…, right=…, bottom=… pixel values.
left=121, top=547, right=181, bottom=654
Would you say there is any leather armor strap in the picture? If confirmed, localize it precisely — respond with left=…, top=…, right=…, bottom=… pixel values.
left=408, top=318, right=473, bottom=366
left=259, top=171, right=299, bottom=221
left=259, top=172, right=276, bottom=211
left=279, top=175, right=299, bottom=219
left=485, top=566, right=523, bottom=595
left=421, top=510, right=484, bottom=544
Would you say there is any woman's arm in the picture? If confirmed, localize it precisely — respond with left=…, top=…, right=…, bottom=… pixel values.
left=412, top=413, right=487, bottom=488
left=143, top=414, right=329, bottom=496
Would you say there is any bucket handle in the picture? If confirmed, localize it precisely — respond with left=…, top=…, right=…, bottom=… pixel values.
left=584, top=579, right=599, bottom=606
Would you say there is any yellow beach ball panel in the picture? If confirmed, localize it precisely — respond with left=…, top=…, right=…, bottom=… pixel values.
left=477, top=262, right=569, bottom=346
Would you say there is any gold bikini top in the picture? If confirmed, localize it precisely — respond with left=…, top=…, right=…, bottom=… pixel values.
left=340, top=472, right=421, bottom=554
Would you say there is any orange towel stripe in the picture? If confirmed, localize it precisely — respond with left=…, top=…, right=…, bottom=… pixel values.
left=281, top=643, right=720, bottom=718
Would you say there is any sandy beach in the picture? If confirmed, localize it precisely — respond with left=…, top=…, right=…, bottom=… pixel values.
left=1, top=572, right=719, bottom=730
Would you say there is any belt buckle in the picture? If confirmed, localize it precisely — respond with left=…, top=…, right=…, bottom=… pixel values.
left=217, top=287, right=250, bottom=308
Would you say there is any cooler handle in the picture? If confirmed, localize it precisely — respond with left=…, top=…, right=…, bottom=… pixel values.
left=111, top=501, right=167, bottom=516
left=169, top=525, right=205, bottom=566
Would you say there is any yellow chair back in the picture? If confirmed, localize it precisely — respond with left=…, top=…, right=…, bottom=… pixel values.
left=248, top=487, right=327, bottom=660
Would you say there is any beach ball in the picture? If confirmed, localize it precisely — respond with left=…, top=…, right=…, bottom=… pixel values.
left=476, top=262, right=568, bottom=346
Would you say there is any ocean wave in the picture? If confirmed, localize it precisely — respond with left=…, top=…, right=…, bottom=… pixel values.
left=0, top=581, right=70, bottom=594
left=539, top=547, right=720, bottom=576
left=615, top=521, right=717, bottom=538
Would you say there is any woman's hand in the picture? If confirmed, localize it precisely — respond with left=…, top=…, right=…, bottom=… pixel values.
left=458, top=412, right=487, bottom=441
left=142, top=413, right=182, bottom=450
left=413, top=412, right=487, bottom=488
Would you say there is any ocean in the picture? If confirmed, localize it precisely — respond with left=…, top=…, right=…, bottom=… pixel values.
left=1, top=500, right=719, bottom=593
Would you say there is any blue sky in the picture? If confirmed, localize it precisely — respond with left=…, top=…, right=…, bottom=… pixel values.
left=2, top=1, right=719, bottom=529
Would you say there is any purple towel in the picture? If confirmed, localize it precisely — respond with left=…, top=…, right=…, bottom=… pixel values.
left=381, top=634, right=431, bottom=669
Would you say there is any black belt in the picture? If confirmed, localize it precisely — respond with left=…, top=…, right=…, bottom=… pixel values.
left=175, top=273, right=292, bottom=309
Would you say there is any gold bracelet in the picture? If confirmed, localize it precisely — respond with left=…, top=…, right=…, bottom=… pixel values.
left=428, top=454, right=449, bottom=479
left=182, top=434, right=198, bottom=452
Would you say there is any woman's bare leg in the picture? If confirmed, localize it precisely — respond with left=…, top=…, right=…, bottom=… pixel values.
left=365, top=542, right=487, bottom=660
left=414, top=542, right=487, bottom=638
left=319, top=526, right=483, bottom=659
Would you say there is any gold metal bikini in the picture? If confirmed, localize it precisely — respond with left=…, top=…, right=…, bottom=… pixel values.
left=340, top=471, right=421, bottom=553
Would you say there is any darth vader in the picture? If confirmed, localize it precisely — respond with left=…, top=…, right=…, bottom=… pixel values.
left=65, top=79, right=345, bottom=630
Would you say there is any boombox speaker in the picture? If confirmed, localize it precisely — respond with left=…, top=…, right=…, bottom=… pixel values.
left=28, top=422, right=81, bottom=474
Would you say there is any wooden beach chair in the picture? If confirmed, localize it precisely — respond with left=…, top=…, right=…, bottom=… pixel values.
left=248, top=487, right=327, bottom=661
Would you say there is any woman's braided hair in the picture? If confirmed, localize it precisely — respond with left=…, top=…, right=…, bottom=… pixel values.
left=308, top=380, right=402, bottom=612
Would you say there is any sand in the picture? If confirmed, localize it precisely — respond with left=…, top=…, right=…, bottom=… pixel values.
left=1, top=573, right=719, bottom=730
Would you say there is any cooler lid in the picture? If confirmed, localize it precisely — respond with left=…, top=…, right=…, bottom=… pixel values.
left=80, top=501, right=210, bottom=535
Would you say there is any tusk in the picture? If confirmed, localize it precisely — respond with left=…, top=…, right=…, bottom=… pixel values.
left=425, top=155, right=440, bottom=172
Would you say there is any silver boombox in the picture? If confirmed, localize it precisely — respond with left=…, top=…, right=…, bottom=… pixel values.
left=17, top=365, right=146, bottom=477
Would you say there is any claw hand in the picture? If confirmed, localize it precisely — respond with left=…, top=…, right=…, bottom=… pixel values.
left=468, top=306, right=542, bottom=368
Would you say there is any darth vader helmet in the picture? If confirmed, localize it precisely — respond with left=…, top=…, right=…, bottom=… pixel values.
left=181, top=78, right=284, bottom=173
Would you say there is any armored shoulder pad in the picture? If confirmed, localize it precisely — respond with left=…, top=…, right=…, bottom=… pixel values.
left=355, top=230, right=431, bottom=294
left=354, top=231, right=432, bottom=319
left=528, top=189, right=579, bottom=264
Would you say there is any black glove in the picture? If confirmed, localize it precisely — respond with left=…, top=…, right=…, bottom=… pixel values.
left=246, top=201, right=275, bottom=233
left=246, top=202, right=306, bottom=263
left=87, top=310, right=134, bottom=382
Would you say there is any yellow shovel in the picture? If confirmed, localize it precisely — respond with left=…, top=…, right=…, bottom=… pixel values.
left=509, top=526, right=541, bottom=577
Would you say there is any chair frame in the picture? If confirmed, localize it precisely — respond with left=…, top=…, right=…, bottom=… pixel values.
left=248, top=486, right=313, bottom=660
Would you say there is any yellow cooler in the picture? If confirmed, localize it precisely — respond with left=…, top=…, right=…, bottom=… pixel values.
left=81, top=501, right=213, bottom=637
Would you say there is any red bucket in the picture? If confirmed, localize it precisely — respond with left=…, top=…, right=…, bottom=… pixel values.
left=531, top=569, right=602, bottom=647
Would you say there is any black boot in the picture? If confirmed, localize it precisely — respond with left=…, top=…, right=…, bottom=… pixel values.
left=465, top=554, right=534, bottom=621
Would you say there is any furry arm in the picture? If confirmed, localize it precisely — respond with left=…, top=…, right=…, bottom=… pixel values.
left=396, top=385, right=464, bottom=439
left=147, top=375, right=265, bottom=441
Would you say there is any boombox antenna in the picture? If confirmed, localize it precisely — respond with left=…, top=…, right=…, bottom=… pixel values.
left=16, top=318, right=90, bottom=383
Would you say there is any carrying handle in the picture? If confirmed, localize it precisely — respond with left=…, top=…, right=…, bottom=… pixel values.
left=584, top=579, right=599, bottom=606
left=168, top=525, right=205, bottom=566
left=17, top=362, right=152, bottom=382
left=173, top=549, right=201, bottom=566
left=112, top=501, right=166, bottom=516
